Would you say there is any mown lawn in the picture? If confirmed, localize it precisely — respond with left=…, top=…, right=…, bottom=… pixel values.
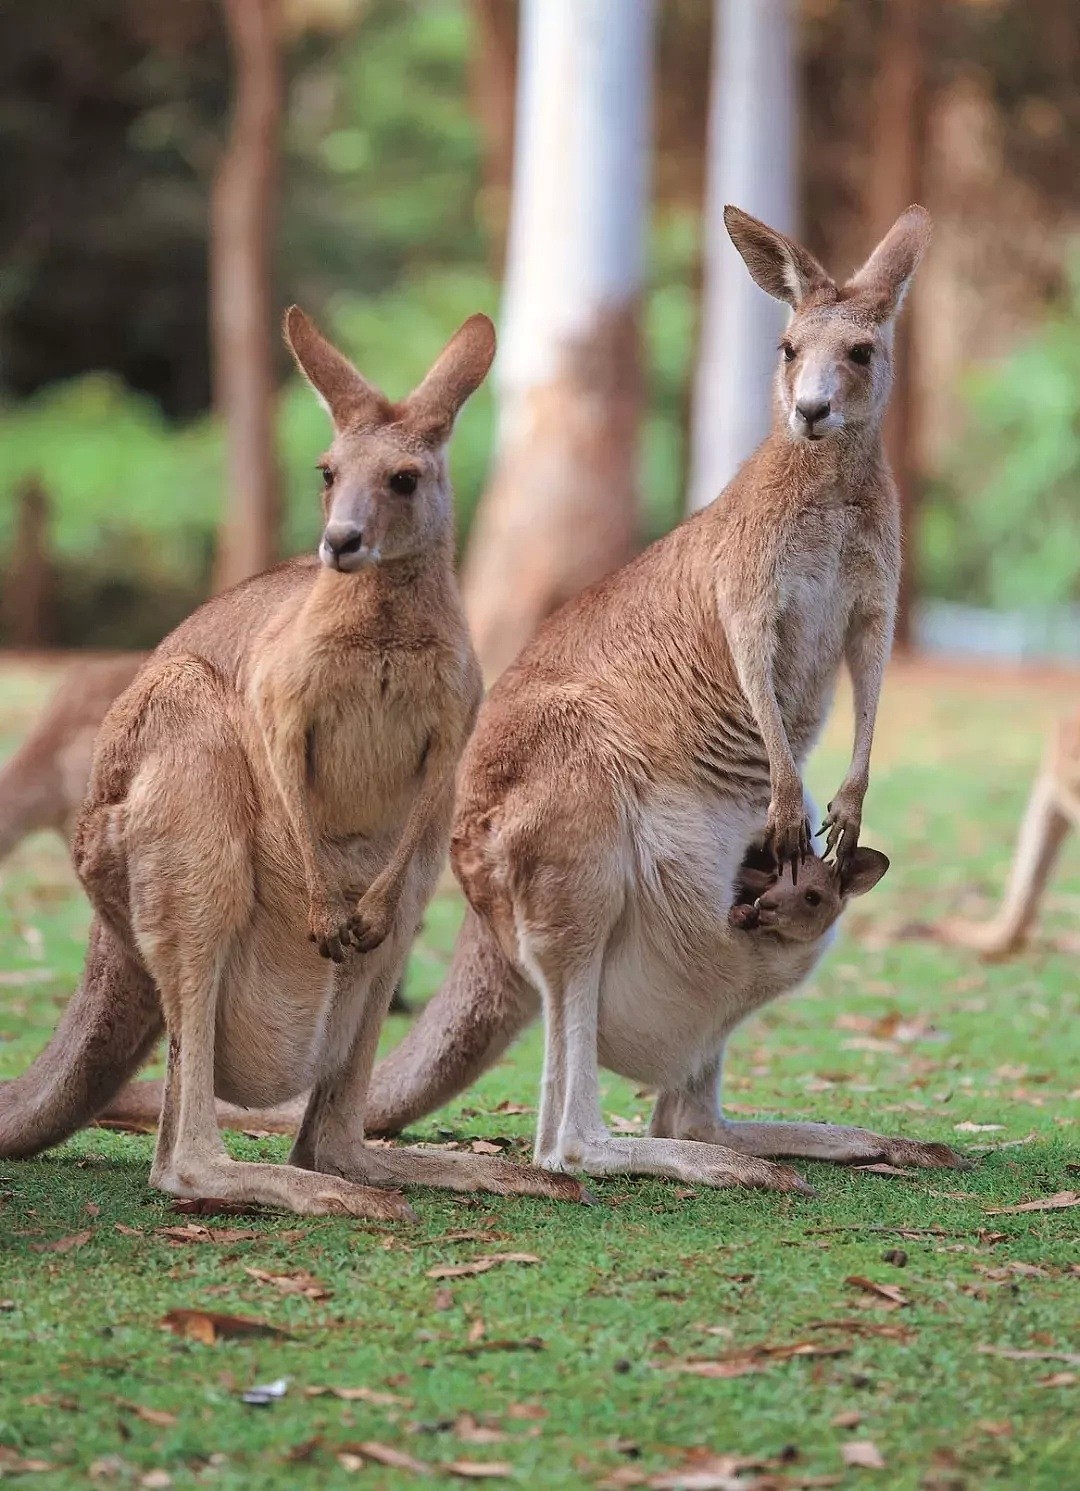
left=1, top=656, right=1077, bottom=1490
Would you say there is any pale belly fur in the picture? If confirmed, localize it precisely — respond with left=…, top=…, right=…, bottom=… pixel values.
left=595, top=787, right=826, bottom=1092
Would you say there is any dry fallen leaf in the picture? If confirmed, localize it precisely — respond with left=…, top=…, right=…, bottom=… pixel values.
left=447, top=1462, right=513, bottom=1480
left=159, top=1309, right=291, bottom=1343
left=29, top=1229, right=93, bottom=1255
left=426, top=1253, right=540, bottom=1280
left=244, top=1267, right=331, bottom=1301
left=306, top=1386, right=410, bottom=1406
left=506, top=1403, right=546, bottom=1421
left=844, top=1276, right=910, bottom=1310
left=0, top=1446, right=52, bottom=1474
left=453, top=1415, right=507, bottom=1446
left=831, top=1410, right=863, bottom=1429
left=338, top=1452, right=366, bottom=1472
left=492, top=1101, right=532, bottom=1115
left=157, top=1224, right=260, bottom=1246
left=842, top=1440, right=886, bottom=1470
left=976, top=1345, right=1080, bottom=1367
left=350, top=1441, right=431, bottom=1474
left=666, top=1341, right=848, bottom=1379
left=119, top=1402, right=178, bottom=1428
left=1036, top=1372, right=1076, bottom=1388
left=469, top=1140, right=504, bottom=1155
left=953, top=1122, right=1004, bottom=1133
left=467, top=1316, right=486, bottom=1345
left=985, top=1190, right=1080, bottom=1216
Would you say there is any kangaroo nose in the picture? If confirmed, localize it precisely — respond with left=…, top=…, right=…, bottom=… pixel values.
left=320, top=522, right=366, bottom=571
left=796, top=398, right=831, bottom=427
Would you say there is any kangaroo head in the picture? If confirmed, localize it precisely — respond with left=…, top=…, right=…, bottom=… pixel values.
left=736, top=847, right=890, bottom=943
left=284, top=309, right=496, bottom=571
left=724, top=205, right=931, bottom=445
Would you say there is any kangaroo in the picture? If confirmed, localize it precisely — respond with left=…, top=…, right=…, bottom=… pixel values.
left=0, top=656, right=143, bottom=863
left=0, top=309, right=585, bottom=1216
left=0, top=655, right=412, bottom=1014
left=935, top=711, right=1080, bottom=959
left=363, top=204, right=965, bottom=1186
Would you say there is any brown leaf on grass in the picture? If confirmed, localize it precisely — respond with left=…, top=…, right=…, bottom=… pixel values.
left=426, top=1253, right=540, bottom=1280
left=84, top=1202, right=101, bottom=1218
left=338, top=1452, right=366, bottom=1472
left=807, top=1319, right=914, bottom=1341
left=985, top=1190, right=1080, bottom=1216
left=305, top=1385, right=410, bottom=1406
left=447, top=1463, right=513, bottom=1480
left=666, top=1341, right=849, bottom=1379
left=422, top=1230, right=509, bottom=1247
left=492, top=1101, right=533, bottom=1115
left=157, top=1224, right=260, bottom=1245
left=453, top=1415, right=507, bottom=1446
left=115, top=1224, right=143, bottom=1238
left=844, top=1276, right=910, bottom=1310
left=433, top=1287, right=454, bottom=1311
left=469, top=1140, right=504, bottom=1155
left=505, top=1403, right=546, bottom=1421
left=831, top=1410, right=863, bottom=1429
left=118, top=1401, right=178, bottom=1428
left=244, top=1267, right=331, bottom=1301
left=467, top=1316, right=486, bottom=1345
left=841, top=1441, right=886, bottom=1470
left=457, top=1336, right=545, bottom=1356
left=0, top=1446, right=53, bottom=1474
left=976, top=1345, right=1080, bottom=1366
left=284, top=1438, right=322, bottom=1464
left=159, top=1308, right=291, bottom=1344
left=1036, top=1372, right=1076, bottom=1387
left=349, top=1441, right=431, bottom=1474
left=29, top=1229, right=93, bottom=1255
left=853, top=1164, right=910, bottom=1177
left=171, top=1198, right=263, bottom=1218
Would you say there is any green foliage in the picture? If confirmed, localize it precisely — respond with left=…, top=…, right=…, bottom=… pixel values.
left=920, top=260, right=1080, bottom=609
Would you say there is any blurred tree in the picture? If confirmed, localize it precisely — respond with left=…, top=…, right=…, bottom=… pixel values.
left=462, top=0, right=655, bottom=680
left=1, top=477, right=53, bottom=647
left=211, top=0, right=284, bottom=590
left=868, top=0, right=926, bottom=648
left=687, top=0, right=797, bottom=512
left=469, top=0, right=518, bottom=270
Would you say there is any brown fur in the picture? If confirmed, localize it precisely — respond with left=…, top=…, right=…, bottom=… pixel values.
left=0, top=656, right=144, bottom=861
left=367, top=206, right=967, bottom=1185
left=0, top=309, right=586, bottom=1215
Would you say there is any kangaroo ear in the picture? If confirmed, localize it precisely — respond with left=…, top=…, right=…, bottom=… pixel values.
left=402, top=314, right=497, bottom=447
left=840, top=847, right=890, bottom=898
left=283, top=306, right=389, bottom=430
left=843, top=206, right=931, bottom=322
left=724, top=206, right=835, bottom=309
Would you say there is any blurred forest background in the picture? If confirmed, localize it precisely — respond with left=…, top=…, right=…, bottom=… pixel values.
left=0, top=0, right=1078, bottom=666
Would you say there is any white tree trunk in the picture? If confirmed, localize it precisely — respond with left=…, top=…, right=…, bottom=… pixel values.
left=462, top=0, right=655, bottom=681
left=687, top=0, right=797, bottom=512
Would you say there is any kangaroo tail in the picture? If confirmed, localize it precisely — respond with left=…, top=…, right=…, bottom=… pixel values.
left=365, top=908, right=539, bottom=1136
left=0, top=737, right=60, bottom=862
left=0, top=917, right=163, bottom=1159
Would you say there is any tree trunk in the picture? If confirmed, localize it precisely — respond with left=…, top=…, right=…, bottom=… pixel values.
left=210, top=0, right=284, bottom=593
left=867, top=0, right=925, bottom=650
left=687, top=0, right=797, bottom=512
left=469, top=0, right=518, bottom=271
left=1, top=476, right=53, bottom=648
left=462, top=0, right=655, bottom=682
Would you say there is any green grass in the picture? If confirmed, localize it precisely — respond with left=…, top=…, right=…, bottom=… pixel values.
left=1, top=658, right=1077, bottom=1489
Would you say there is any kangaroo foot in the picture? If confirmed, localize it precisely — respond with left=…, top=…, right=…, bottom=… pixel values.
left=537, top=1133, right=813, bottom=1194
left=315, top=1143, right=593, bottom=1204
left=155, top=1152, right=416, bottom=1221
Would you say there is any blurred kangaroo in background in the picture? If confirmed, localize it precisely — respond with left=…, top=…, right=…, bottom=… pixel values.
left=363, top=204, right=966, bottom=1188
left=0, top=656, right=143, bottom=863
left=0, top=308, right=585, bottom=1216
left=935, top=711, right=1080, bottom=959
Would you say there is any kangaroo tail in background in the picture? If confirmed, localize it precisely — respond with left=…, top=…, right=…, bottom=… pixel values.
left=365, top=909, right=539, bottom=1136
left=0, top=918, right=162, bottom=1159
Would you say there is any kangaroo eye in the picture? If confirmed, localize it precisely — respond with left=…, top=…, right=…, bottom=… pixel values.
left=804, top=889, right=821, bottom=906
left=317, top=464, right=333, bottom=489
left=781, top=341, right=796, bottom=363
left=389, top=470, right=419, bottom=496
left=849, top=343, right=873, bottom=366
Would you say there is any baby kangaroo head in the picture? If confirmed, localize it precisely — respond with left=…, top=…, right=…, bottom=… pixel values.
left=283, top=308, right=496, bottom=571
left=723, top=204, right=931, bottom=444
left=753, top=847, right=890, bottom=942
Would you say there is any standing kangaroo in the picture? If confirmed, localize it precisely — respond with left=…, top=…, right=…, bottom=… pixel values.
left=364, top=205, right=965, bottom=1186
left=0, top=310, right=583, bottom=1216
left=935, top=711, right=1080, bottom=959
